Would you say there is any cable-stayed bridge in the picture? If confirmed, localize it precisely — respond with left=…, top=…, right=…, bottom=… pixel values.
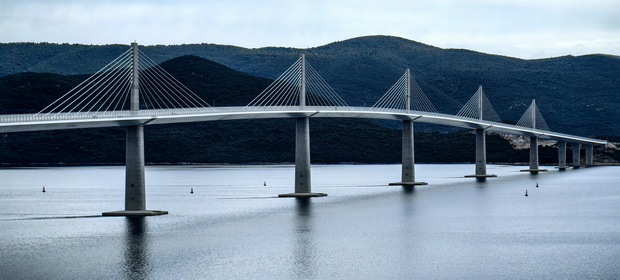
left=0, top=43, right=606, bottom=216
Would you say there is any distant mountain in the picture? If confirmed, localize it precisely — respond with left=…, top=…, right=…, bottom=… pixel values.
left=0, top=55, right=559, bottom=166
left=1, top=36, right=618, bottom=137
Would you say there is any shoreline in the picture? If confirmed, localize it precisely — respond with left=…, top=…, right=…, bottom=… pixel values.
left=1, top=161, right=618, bottom=168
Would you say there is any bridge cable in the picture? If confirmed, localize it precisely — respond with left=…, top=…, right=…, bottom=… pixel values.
left=456, top=86, right=502, bottom=123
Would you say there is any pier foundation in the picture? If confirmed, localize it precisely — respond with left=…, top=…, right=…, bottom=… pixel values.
left=556, top=141, right=567, bottom=170
left=103, top=125, right=168, bottom=216
left=279, top=117, right=326, bottom=197
left=389, top=120, right=427, bottom=186
left=521, top=136, right=547, bottom=173
left=465, top=128, right=496, bottom=179
left=572, top=143, right=581, bottom=168
left=585, top=144, right=594, bottom=167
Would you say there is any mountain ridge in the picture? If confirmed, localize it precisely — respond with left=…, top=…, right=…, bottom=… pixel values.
left=0, top=54, right=556, bottom=165
left=1, top=35, right=618, bottom=136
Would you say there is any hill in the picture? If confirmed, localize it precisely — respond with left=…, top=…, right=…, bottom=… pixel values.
left=1, top=36, right=619, bottom=136
left=0, top=55, right=552, bottom=166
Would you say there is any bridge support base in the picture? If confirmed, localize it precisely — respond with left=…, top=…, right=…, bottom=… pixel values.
left=103, top=210, right=168, bottom=216
left=572, top=143, right=581, bottom=168
left=103, top=125, right=168, bottom=217
left=278, top=193, right=327, bottom=198
left=520, top=169, right=548, bottom=173
left=464, top=174, right=497, bottom=178
left=389, top=182, right=428, bottom=186
left=585, top=145, right=594, bottom=167
left=556, top=141, right=568, bottom=170
left=520, top=136, right=547, bottom=173
left=279, top=118, right=327, bottom=198
left=465, top=128, right=496, bottom=179
left=390, top=120, right=426, bottom=186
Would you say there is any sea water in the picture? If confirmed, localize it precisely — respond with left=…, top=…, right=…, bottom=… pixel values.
left=0, top=164, right=618, bottom=279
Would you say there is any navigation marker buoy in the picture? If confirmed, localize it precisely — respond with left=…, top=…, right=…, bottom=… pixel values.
left=190, top=187, right=194, bottom=194
left=536, top=182, right=539, bottom=188
left=42, top=186, right=46, bottom=193
left=525, top=190, right=528, bottom=197
left=264, top=181, right=266, bottom=186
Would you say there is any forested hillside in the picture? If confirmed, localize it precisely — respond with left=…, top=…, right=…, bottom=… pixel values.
left=1, top=36, right=618, bottom=136
left=0, top=55, right=563, bottom=166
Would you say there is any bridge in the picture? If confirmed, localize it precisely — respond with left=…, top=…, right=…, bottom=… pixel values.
left=1, top=43, right=606, bottom=216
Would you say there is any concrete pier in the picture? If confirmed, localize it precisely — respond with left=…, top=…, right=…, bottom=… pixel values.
left=585, top=144, right=594, bottom=167
left=572, top=143, right=581, bottom=168
left=521, top=136, right=547, bottom=173
left=556, top=141, right=567, bottom=170
left=125, top=125, right=146, bottom=210
left=103, top=125, right=168, bottom=216
left=279, top=117, right=326, bottom=197
left=389, top=120, right=427, bottom=186
left=465, top=128, right=496, bottom=178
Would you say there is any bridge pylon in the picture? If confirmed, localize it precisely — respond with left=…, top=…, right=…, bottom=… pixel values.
left=518, top=100, right=548, bottom=173
left=279, top=54, right=327, bottom=198
left=104, top=42, right=168, bottom=216
left=461, top=86, right=498, bottom=179
left=387, top=69, right=427, bottom=186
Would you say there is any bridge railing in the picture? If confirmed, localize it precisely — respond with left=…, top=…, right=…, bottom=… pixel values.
left=0, top=106, right=356, bottom=123
left=0, top=106, right=604, bottom=145
left=0, top=106, right=536, bottom=134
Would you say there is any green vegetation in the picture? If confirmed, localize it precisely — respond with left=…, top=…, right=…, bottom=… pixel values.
left=0, top=51, right=616, bottom=165
left=2, top=36, right=619, bottom=136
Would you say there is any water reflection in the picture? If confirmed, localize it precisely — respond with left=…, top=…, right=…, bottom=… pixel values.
left=402, top=185, right=415, bottom=195
left=293, top=198, right=316, bottom=279
left=123, top=217, right=150, bottom=280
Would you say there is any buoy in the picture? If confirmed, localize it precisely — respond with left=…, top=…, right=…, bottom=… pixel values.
left=42, top=186, right=46, bottom=193
left=525, top=190, right=528, bottom=197
left=264, top=181, right=266, bottom=186
left=190, top=187, right=194, bottom=194
left=536, top=182, right=539, bottom=188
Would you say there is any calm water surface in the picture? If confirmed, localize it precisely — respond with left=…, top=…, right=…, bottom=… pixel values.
left=0, top=164, right=619, bottom=279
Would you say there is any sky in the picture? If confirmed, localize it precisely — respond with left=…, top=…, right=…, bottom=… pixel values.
left=1, top=0, right=619, bottom=59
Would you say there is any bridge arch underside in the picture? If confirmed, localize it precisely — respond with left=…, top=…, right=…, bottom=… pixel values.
left=0, top=107, right=605, bottom=146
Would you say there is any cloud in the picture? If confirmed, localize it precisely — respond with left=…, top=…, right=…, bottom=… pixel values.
left=0, top=0, right=618, bottom=58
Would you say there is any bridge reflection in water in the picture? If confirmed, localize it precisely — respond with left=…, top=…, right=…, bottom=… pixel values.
left=124, top=217, right=150, bottom=280
left=293, top=198, right=316, bottom=279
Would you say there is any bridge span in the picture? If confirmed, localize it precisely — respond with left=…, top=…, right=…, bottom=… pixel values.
left=0, top=43, right=607, bottom=216
left=0, top=106, right=610, bottom=145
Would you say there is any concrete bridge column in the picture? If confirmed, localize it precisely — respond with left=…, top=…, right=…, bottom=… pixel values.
left=279, top=117, right=326, bottom=197
left=465, top=128, right=496, bottom=179
left=585, top=145, right=594, bottom=167
left=125, top=125, right=146, bottom=210
left=389, top=120, right=427, bottom=186
left=103, top=125, right=168, bottom=216
left=521, top=136, right=547, bottom=173
left=557, top=141, right=567, bottom=170
left=572, top=143, right=581, bottom=168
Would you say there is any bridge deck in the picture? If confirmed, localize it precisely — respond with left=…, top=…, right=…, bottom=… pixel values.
left=0, top=106, right=606, bottom=145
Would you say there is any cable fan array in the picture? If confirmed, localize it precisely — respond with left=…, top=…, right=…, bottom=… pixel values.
left=32, top=44, right=554, bottom=133
left=37, top=47, right=209, bottom=114
left=456, top=86, right=502, bottom=123
left=372, top=70, right=437, bottom=113
left=516, top=100, right=550, bottom=131
left=246, top=56, right=348, bottom=107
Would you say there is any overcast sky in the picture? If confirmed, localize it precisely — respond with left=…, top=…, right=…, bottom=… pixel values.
left=1, top=0, right=619, bottom=59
